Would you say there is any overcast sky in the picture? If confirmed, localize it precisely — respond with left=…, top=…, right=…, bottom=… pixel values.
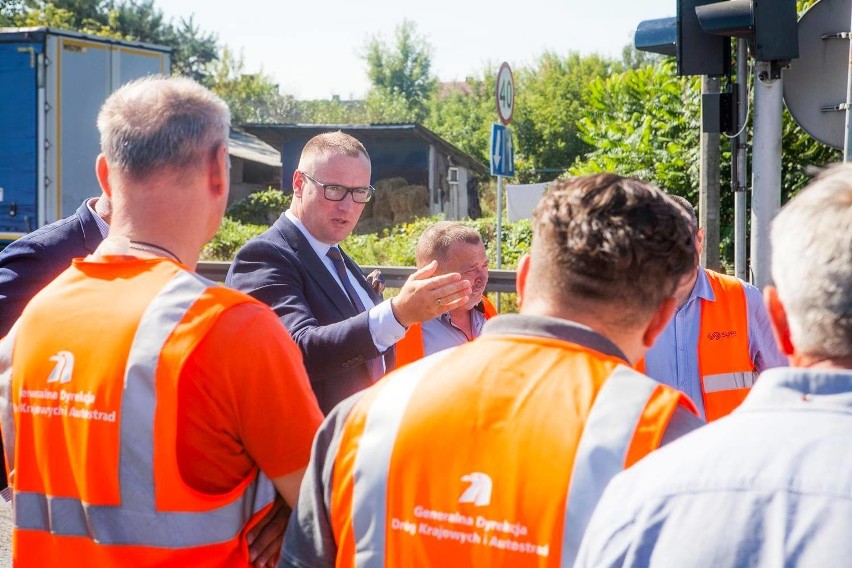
left=156, top=0, right=677, bottom=100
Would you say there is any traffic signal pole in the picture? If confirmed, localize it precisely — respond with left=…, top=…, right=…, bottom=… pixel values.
left=700, top=75, right=722, bottom=271
left=750, top=61, right=784, bottom=289
left=734, top=39, right=749, bottom=282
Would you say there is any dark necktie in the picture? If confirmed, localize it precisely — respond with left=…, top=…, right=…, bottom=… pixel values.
left=327, top=247, right=367, bottom=312
left=327, top=247, right=383, bottom=380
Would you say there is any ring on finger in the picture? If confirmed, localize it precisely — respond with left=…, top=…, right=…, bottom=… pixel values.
left=436, top=297, right=443, bottom=306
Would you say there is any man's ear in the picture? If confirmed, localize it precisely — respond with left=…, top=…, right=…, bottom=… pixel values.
left=765, top=286, right=795, bottom=355
left=209, top=144, right=229, bottom=198
left=292, top=170, right=305, bottom=198
left=642, top=297, right=677, bottom=348
left=96, top=154, right=113, bottom=198
left=516, top=254, right=531, bottom=308
left=696, top=227, right=705, bottom=255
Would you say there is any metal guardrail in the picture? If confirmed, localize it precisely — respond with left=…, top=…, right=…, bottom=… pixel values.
left=197, top=261, right=518, bottom=293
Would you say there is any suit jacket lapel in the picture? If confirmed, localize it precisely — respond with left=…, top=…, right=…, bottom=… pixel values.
left=275, top=216, right=360, bottom=317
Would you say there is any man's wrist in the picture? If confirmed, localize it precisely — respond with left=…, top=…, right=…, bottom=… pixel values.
left=389, top=297, right=409, bottom=328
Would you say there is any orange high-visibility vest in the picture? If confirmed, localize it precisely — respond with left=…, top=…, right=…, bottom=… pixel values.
left=635, top=270, right=755, bottom=422
left=395, top=296, right=497, bottom=366
left=698, top=270, right=756, bottom=421
left=0, top=257, right=276, bottom=566
left=329, top=333, right=697, bottom=567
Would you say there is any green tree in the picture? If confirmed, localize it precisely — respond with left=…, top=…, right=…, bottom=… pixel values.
left=425, top=71, right=496, bottom=165
left=570, top=59, right=700, bottom=197
left=362, top=19, right=436, bottom=122
left=295, top=97, right=367, bottom=124
left=513, top=51, right=619, bottom=182
left=5, top=1, right=220, bottom=83
left=210, top=48, right=296, bottom=124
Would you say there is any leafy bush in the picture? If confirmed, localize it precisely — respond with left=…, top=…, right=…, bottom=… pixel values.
left=226, top=188, right=291, bottom=225
left=202, top=218, right=267, bottom=261
left=342, top=216, right=442, bottom=266
left=341, top=214, right=531, bottom=270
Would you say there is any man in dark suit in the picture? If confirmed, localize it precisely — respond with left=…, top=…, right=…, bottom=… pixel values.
left=227, top=131, right=472, bottom=413
left=0, top=196, right=110, bottom=338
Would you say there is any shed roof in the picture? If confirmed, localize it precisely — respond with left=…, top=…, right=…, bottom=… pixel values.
left=228, top=127, right=281, bottom=168
left=242, top=123, right=488, bottom=176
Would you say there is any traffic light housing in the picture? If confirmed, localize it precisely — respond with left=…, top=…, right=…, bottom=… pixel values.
left=696, top=0, right=798, bottom=62
left=679, top=0, right=731, bottom=76
left=634, top=0, right=730, bottom=76
left=635, top=0, right=798, bottom=76
left=635, top=17, right=677, bottom=57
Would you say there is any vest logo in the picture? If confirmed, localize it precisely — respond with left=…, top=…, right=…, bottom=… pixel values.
left=458, top=472, right=492, bottom=507
left=707, top=330, right=737, bottom=341
left=47, top=351, right=74, bottom=384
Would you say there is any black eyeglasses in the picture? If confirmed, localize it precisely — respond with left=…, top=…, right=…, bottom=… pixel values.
left=301, top=172, right=375, bottom=203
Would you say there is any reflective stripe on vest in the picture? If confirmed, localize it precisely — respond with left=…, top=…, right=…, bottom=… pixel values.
left=351, top=351, right=454, bottom=568
left=703, top=371, right=756, bottom=393
left=348, top=358, right=672, bottom=567
left=698, top=271, right=755, bottom=421
left=560, top=365, right=663, bottom=568
left=0, top=321, right=18, bottom=474
left=10, top=270, right=275, bottom=546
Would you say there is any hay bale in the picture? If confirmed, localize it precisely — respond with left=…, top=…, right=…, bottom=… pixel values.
left=389, top=185, right=429, bottom=224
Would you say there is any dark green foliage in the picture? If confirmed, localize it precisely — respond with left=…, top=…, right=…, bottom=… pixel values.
left=225, top=188, right=291, bottom=225
left=513, top=52, right=620, bottom=182
left=202, top=217, right=267, bottom=261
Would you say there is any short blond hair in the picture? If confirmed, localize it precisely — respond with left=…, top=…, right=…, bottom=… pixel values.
left=415, top=222, right=483, bottom=268
left=298, top=131, right=370, bottom=174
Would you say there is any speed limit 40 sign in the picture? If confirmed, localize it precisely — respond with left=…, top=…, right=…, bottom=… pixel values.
left=496, top=62, right=514, bottom=125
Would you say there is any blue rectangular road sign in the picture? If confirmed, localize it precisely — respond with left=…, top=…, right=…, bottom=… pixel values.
left=490, top=123, right=515, bottom=177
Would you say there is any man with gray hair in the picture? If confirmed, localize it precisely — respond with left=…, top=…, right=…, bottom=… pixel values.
left=0, top=76, right=323, bottom=566
left=576, top=164, right=852, bottom=567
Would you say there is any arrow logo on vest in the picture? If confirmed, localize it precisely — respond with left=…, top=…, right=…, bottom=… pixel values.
left=47, top=351, right=74, bottom=385
left=459, top=472, right=493, bottom=507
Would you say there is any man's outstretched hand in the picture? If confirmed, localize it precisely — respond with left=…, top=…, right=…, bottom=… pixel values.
left=390, top=261, right=472, bottom=327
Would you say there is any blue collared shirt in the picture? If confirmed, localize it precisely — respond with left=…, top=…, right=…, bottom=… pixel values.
left=576, top=366, right=852, bottom=568
left=419, top=303, right=488, bottom=357
left=643, top=266, right=787, bottom=418
left=284, top=210, right=405, bottom=358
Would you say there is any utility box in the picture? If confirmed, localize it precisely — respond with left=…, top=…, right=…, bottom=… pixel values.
left=0, top=27, right=170, bottom=240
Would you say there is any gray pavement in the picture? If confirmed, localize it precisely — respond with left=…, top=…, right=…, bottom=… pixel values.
left=0, top=499, right=9, bottom=566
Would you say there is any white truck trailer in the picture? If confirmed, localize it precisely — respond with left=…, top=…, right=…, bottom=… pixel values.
left=0, top=27, right=170, bottom=242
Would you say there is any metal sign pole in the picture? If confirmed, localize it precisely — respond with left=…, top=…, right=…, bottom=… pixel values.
left=496, top=175, right=503, bottom=270
left=495, top=174, right=503, bottom=311
left=751, top=61, right=784, bottom=289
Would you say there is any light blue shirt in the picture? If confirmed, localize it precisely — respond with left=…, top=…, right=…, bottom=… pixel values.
left=576, top=366, right=852, bottom=568
left=420, top=303, right=488, bottom=357
left=644, top=266, right=787, bottom=418
left=284, top=210, right=405, bottom=358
